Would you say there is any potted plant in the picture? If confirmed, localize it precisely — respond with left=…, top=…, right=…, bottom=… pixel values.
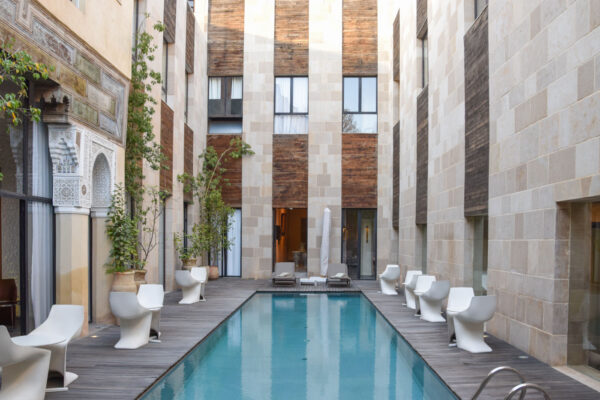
left=174, top=232, right=198, bottom=270
left=178, top=137, right=253, bottom=280
left=105, top=185, right=139, bottom=292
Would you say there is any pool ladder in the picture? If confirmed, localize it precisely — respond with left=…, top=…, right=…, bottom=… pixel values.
left=471, top=366, right=552, bottom=400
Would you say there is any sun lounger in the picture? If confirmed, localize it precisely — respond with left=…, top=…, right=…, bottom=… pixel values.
left=272, top=262, right=297, bottom=286
left=326, top=263, right=351, bottom=287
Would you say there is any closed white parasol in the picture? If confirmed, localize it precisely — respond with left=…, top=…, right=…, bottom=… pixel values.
left=320, top=207, right=331, bottom=276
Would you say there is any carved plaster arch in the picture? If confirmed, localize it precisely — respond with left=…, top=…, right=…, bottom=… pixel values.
left=91, top=153, right=111, bottom=210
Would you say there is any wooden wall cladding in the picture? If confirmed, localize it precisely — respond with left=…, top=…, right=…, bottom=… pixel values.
left=342, top=134, right=378, bottom=208
left=416, top=88, right=428, bottom=224
left=186, top=6, right=195, bottom=74
left=273, top=135, right=308, bottom=208
left=275, top=0, right=308, bottom=76
left=163, top=0, right=177, bottom=43
left=184, top=124, right=194, bottom=201
left=416, top=0, right=427, bottom=39
left=207, top=135, right=242, bottom=207
left=393, top=12, right=400, bottom=82
left=342, top=0, right=378, bottom=76
left=208, top=0, right=244, bottom=76
left=160, top=101, right=174, bottom=193
left=464, top=8, right=489, bottom=216
left=393, top=123, right=400, bottom=229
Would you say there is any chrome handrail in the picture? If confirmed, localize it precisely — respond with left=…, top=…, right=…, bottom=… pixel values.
left=504, top=383, right=552, bottom=400
left=472, top=366, right=527, bottom=400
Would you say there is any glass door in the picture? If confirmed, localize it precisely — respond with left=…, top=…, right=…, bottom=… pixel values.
left=221, top=208, right=242, bottom=277
left=342, top=209, right=376, bottom=280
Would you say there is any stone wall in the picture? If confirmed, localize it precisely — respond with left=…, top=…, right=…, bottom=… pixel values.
left=487, top=0, right=600, bottom=365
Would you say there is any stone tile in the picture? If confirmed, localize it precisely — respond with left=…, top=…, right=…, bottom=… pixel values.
left=526, top=297, right=544, bottom=329
left=575, top=137, right=600, bottom=178
left=510, top=240, right=528, bottom=273
left=577, top=58, right=595, bottom=100
left=592, top=0, right=600, bottom=30
left=527, top=156, right=549, bottom=189
left=596, top=54, right=600, bottom=91
left=71, top=99, right=98, bottom=125
left=509, top=319, right=531, bottom=352
left=75, top=53, right=101, bottom=83
left=547, top=69, right=577, bottom=115
left=549, top=146, right=576, bottom=183
left=530, top=5, right=542, bottom=38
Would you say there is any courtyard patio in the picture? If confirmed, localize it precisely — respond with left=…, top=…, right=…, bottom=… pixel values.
left=42, top=279, right=599, bottom=400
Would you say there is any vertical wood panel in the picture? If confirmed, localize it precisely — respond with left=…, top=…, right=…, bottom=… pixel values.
left=416, top=0, right=427, bottom=39
left=393, top=123, right=400, bottom=229
left=160, top=101, right=174, bottom=193
left=207, top=135, right=242, bottom=207
left=183, top=124, right=194, bottom=202
left=273, top=135, right=308, bottom=208
left=274, top=0, right=308, bottom=76
left=208, top=0, right=244, bottom=76
left=186, top=6, right=195, bottom=74
left=464, top=8, right=489, bottom=216
left=342, top=0, right=378, bottom=75
left=416, top=88, right=428, bottom=224
left=342, top=134, right=378, bottom=208
left=163, top=0, right=177, bottom=43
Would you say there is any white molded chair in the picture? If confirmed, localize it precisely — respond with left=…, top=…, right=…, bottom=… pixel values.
left=418, top=281, right=450, bottom=322
left=454, top=295, right=497, bottom=353
left=0, top=326, right=51, bottom=400
left=413, top=275, right=436, bottom=315
left=137, top=284, right=164, bottom=339
left=379, top=265, right=401, bottom=295
left=403, top=270, right=422, bottom=308
left=109, top=292, right=152, bottom=349
left=27, top=304, right=84, bottom=390
left=175, top=267, right=207, bottom=304
left=446, top=287, right=475, bottom=344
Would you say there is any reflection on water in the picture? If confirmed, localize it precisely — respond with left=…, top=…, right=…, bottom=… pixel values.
left=142, top=294, right=457, bottom=400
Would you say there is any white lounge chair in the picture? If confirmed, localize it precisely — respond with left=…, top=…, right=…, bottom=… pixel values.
left=418, top=281, right=450, bottom=322
left=379, top=264, right=401, bottom=295
left=109, top=292, right=152, bottom=349
left=402, top=270, right=422, bottom=308
left=175, top=267, right=207, bottom=304
left=25, top=304, right=84, bottom=391
left=446, top=287, right=475, bottom=344
left=454, top=295, right=497, bottom=353
left=0, top=326, right=51, bottom=400
left=413, top=275, right=436, bottom=315
left=137, top=284, right=164, bottom=339
left=272, top=262, right=297, bottom=286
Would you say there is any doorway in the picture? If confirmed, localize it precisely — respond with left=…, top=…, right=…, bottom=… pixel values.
left=273, top=208, right=307, bottom=273
left=342, top=209, right=376, bottom=280
left=219, top=208, right=242, bottom=277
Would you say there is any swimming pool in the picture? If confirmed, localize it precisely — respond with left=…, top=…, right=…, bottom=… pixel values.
left=141, top=293, right=457, bottom=400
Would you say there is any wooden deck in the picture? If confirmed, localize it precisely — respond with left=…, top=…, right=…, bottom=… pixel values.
left=45, top=279, right=599, bottom=400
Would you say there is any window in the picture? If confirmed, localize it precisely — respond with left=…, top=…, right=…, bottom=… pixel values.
left=208, top=77, right=243, bottom=134
left=274, top=77, right=308, bottom=134
left=185, top=74, right=190, bottom=123
left=70, top=0, right=83, bottom=9
left=161, top=41, right=169, bottom=102
left=470, top=216, right=488, bottom=295
left=417, top=224, right=427, bottom=273
left=342, top=77, right=377, bottom=133
left=475, top=0, right=488, bottom=19
left=187, top=0, right=194, bottom=10
left=420, top=36, right=428, bottom=88
left=183, top=202, right=189, bottom=250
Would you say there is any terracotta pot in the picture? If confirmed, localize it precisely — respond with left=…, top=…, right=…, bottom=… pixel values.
left=111, top=271, right=137, bottom=293
left=208, top=265, right=219, bottom=280
left=134, top=269, right=147, bottom=291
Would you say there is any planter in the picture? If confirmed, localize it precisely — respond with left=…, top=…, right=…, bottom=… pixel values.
left=208, top=265, right=219, bottom=280
left=134, top=269, right=147, bottom=291
left=182, top=258, right=197, bottom=271
left=111, top=271, right=137, bottom=293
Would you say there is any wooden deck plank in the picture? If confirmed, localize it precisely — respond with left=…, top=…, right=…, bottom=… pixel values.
left=44, top=279, right=599, bottom=400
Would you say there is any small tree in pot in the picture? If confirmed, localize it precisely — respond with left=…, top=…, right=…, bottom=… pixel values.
left=178, top=137, right=253, bottom=279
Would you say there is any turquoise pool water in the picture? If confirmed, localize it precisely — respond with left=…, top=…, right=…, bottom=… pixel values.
left=142, top=293, right=457, bottom=400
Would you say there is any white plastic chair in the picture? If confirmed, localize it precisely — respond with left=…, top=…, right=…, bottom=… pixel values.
left=27, top=304, right=84, bottom=390
left=418, top=281, right=450, bottom=322
left=0, top=326, right=51, bottom=400
left=446, top=287, right=475, bottom=344
left=379, top=265, right=401, bottom=295
left=175, top=267, right=206, bottom=305
left=413, top=275, right=436, bottom=315
left=402, top=270, right=422, bottom=308
left=454, top=295, right=497, bottom=353
left=137, top=284, right=164, bottom=339
left=109, top=292, right=152, bottom=349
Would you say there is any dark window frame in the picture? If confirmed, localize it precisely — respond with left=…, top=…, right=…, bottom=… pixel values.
left=274, top=76, right=309, bottom=116
left=421, top=34, right=428, bottom=89
left=342, top=76, right=378, bottom=115
left=208, top=76, right=243, bottom=118
left=162, top=40, right=169, bottom=101
left=184, top=73, right=190, bottom=123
